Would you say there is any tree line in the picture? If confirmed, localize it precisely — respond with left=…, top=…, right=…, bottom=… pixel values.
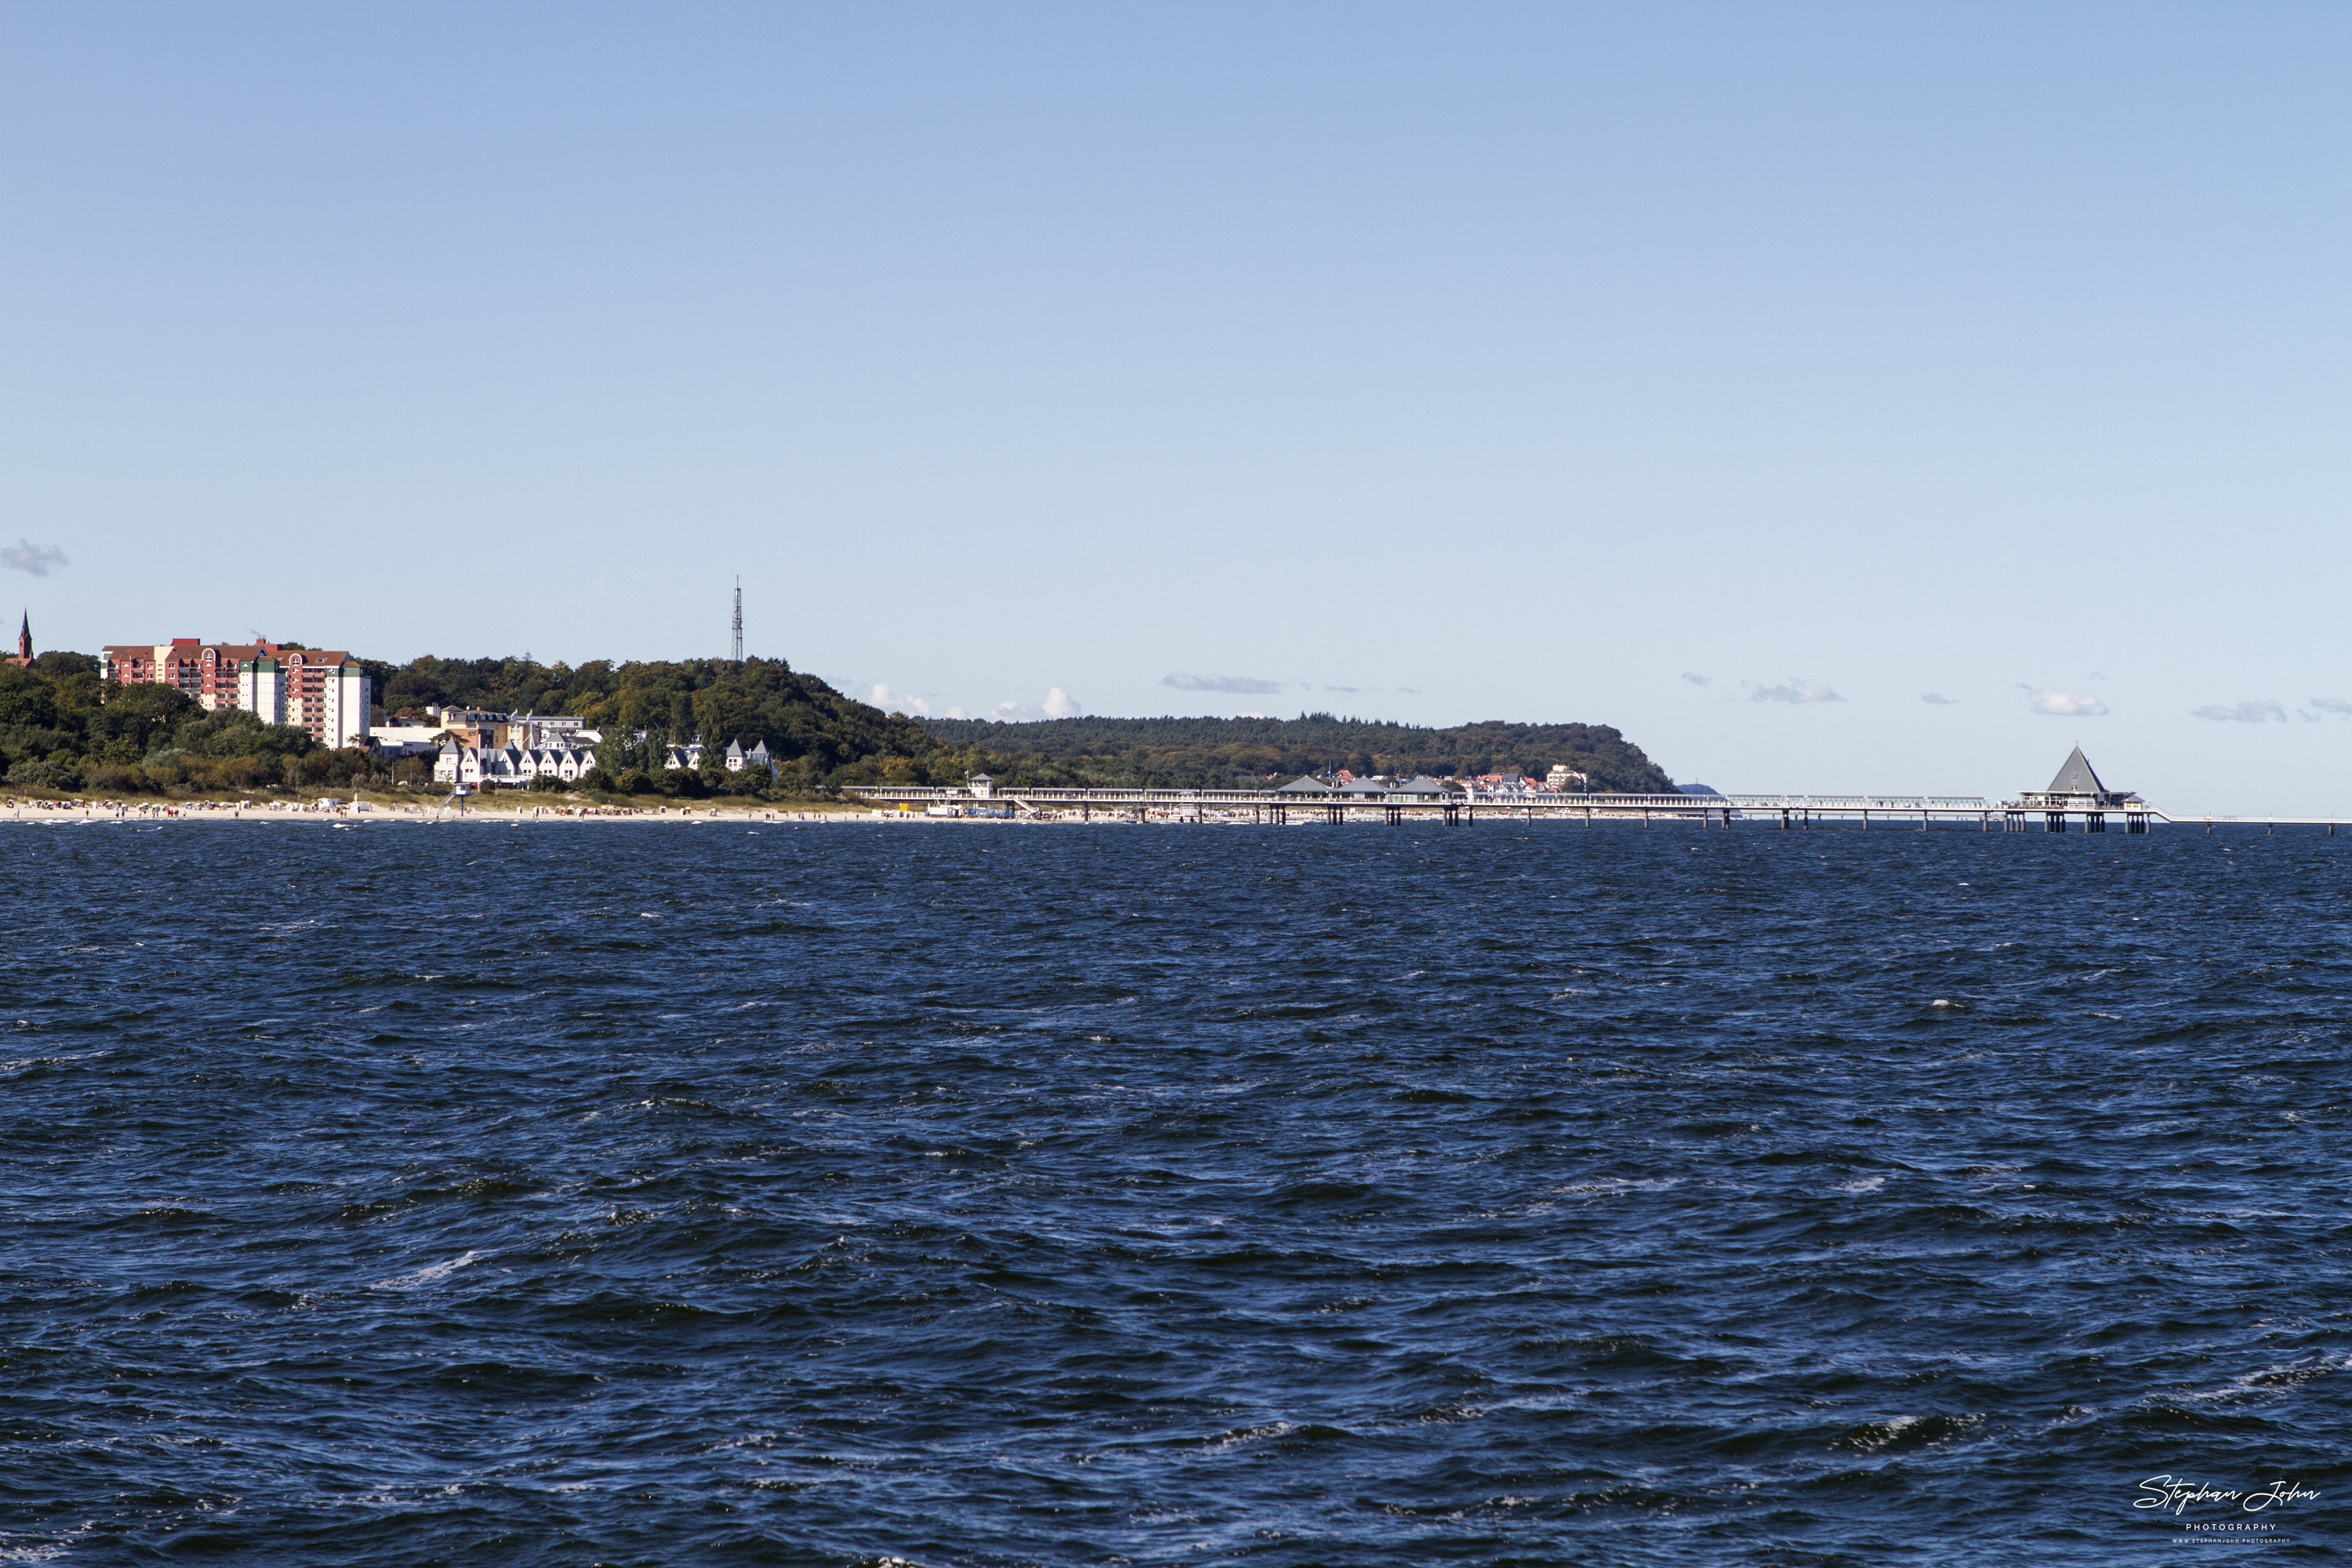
left=916, top=713, right=1678, bottom=793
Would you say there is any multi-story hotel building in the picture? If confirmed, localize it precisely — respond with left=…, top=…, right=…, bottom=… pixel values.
left=100, top=638, right=372, bottom=748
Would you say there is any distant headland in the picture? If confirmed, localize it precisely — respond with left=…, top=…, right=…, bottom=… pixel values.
left=915, top=713, right=1676, bottom=794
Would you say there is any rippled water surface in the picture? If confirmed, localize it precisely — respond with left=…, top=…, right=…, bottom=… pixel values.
left=4, top=818, right=2348, bottom=1564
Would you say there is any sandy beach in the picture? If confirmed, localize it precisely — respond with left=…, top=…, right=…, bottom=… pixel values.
left=0, top=797, right=877, bottom=825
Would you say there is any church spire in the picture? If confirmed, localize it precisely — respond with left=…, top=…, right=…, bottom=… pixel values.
left=13, top=611, right=26, bottom=666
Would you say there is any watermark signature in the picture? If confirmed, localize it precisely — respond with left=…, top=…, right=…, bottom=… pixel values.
left=2135, top=1475, right=2320, bottom=1546
left=2137, top=1477, right=2321, bottom=1515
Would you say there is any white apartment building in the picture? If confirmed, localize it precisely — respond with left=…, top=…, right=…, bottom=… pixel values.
left=234, top=651, right=371, bottom=750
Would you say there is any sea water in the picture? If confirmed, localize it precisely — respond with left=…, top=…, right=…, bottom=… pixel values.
left=2, top=820, right=2345, bottom=1563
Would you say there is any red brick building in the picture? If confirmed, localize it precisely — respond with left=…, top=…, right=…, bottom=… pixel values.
left=100, top=638, right=372, bottom=748
left=100, top=638, right=252, bottom=708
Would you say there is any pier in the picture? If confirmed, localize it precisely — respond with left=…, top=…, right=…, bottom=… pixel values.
left=844, top=751, right=2342, bottom=833
left=849, top=785, right=2155, bottom=830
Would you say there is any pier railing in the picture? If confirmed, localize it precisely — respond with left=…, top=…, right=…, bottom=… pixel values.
left=844, top=785, right=1991, bottom=811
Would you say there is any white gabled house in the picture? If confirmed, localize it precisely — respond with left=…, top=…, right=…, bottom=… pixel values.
left=724, top=738, right=778, bottom=775
left=433, top=740, right=485, bottom=787
left=539, top=746, right=593, bottom=782
left=433, top=740, right=598, bottom=788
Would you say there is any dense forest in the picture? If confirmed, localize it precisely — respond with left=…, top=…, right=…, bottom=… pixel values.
left=916, top=713, right=1677, bottom=793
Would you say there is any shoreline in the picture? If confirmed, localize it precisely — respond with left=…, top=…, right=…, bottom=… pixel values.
left=0, top=797, right=871, bottom=825
left=0, top=798, right=1362, bottom=826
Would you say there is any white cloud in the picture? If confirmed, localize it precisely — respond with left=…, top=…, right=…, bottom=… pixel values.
left=2192, top=699, right=2285, bottom=723
left=943, top=705, right=968, bottom=720
left=1163, top=673, right=1282, bottom=694
left=1921, top=692, right=1958, bottom=705
left=2, top=540, right=67, bottom=577
left=989, top=688, right=1085, bottom=723
left=1682, top=672, right=1711, bottom=687
left=2310, top=697, right=2352, bottom=717
left=2026, top=689, right=2108, bottom=717
left=864, top=683, right=929, bottom=717
left=1748, top=679, right=1843, bottom=704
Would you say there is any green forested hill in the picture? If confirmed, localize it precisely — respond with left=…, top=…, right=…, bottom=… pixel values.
left=915, top=713, right=1677, bottom=792
left=378, top=655, right=938, bottom=782
left=383, top=662, right=1674, bottom=792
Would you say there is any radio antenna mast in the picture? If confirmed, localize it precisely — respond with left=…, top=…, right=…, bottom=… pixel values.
left=731, top=577, right=743, bottom=662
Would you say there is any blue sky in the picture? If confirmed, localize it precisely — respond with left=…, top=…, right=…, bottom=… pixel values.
left=5, top=3, right=2350, bottom=811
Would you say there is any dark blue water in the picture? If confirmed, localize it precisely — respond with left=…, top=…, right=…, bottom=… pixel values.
left=3, top=820, right=2347, bottom=1564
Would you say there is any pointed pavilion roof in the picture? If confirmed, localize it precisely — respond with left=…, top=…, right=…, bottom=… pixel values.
left=2046, top=747, right=2106, bottom=795
left=1277, top=775, right=1334, bottom=793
